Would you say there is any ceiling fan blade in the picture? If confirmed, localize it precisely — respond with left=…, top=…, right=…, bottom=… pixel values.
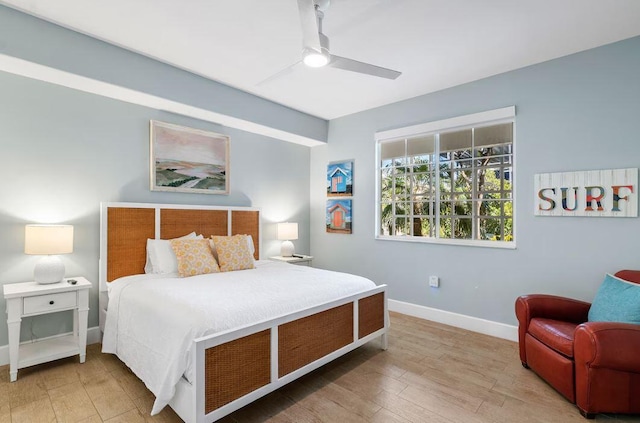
left=297, top=0, right=322, bottom=52
left=329, top=55, right=402, bottom=80
left=256, top=60, right=302, bottom=86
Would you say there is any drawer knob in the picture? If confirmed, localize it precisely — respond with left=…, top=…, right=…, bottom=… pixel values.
left=49, top=300, right=54, bottom=305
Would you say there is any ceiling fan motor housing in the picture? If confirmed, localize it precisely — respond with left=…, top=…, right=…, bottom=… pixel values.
left=303, top=32, right=330, bottom=67
left=295, top=0, right=401, bottom=77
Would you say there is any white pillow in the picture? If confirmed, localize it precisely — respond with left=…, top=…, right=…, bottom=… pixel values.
left=245, top=234, right=256, bottom=257
left=209, top=234, right=256, bottom=260
left=144, top=232, right=203, bottom=274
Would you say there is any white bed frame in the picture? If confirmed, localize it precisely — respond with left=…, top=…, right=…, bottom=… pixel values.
left=98, top=202, right=388, bottom=423
left=173, top=286, right=388, bottom=422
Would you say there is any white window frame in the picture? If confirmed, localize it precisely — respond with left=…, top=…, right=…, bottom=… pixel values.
left=375, top=106, right=516, bottom=249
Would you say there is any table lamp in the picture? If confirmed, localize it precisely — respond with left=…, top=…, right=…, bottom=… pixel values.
left=24, top=224, right=74, bottom=284
left=277, top=222, right=298, bottom=257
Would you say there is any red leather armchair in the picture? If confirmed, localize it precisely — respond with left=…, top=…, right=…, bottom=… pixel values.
left=515, top=270, right=640, bottom=418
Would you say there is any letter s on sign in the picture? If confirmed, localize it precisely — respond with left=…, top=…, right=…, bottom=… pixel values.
left=538, top=188, right=556, bottom=211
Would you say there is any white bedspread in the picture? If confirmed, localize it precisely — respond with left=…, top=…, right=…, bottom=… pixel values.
left=102, top=260, right=376, bottom=415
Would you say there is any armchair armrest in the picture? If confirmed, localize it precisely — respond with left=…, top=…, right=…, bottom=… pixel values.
left=575, top=322, right=640, bottom=373
left=516, top=294, right=591, bottom=327
left=515, top=294, right=591, bottom=364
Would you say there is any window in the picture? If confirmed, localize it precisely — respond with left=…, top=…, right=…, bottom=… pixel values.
left=376, top=107, right=515, bottom=247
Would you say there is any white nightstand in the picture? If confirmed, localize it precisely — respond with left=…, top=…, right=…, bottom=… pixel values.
left=3, top=277, right=91, bottom=382
left=270, top=255, right=314, bottom=266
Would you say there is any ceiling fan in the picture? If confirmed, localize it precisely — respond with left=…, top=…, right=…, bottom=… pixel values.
left=297, top=0, right=401, bottom=79
left=260, top=0, right=401, bottom=84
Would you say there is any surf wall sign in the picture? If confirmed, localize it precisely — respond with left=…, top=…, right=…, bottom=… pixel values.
left=534, top=168, right=637, bottom=217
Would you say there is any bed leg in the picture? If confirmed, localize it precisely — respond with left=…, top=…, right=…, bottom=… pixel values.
left=380, top=333, right=388, bottom=350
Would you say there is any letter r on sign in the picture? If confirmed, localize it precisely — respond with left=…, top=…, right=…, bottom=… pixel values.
left=585, top=186, right=605, bottom=211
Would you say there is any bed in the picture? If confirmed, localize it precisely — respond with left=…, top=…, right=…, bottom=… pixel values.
left=98, top=202, right=388, bottom=423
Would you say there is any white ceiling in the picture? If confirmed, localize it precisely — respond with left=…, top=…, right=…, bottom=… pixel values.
left=2, top=0, right=640, bottom=120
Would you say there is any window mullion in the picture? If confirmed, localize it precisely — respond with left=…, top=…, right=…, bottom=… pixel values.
left=471, top=128, right=477, bottom=240
left=500, top=162, right=505, bottom=240
left=391, top=163, right=396, bottom=236
left=409, top=164, right=414, bottom=237
left=434, top=134, right=441, bottom=239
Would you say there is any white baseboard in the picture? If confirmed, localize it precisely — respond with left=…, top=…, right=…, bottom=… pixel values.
left=87, top=326, right=102, bottom=345
left=0, top=326, right=102, bottom=367
left=389, top=299, right=518, bottom=342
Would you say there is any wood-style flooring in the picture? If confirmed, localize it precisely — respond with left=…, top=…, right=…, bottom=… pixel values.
left=1, top=311, right=638, bottom=422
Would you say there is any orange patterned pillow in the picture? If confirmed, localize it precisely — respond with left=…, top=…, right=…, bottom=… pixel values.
left=170, top=239, right=220, bottom=277
left=211, top=235, right=256, bottom=272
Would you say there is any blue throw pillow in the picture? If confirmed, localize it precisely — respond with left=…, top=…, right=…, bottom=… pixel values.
left=588, top=274, right=640, bottom=323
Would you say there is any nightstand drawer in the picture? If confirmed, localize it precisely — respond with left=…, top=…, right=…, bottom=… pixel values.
left=23, top=292, right=77, bottom=314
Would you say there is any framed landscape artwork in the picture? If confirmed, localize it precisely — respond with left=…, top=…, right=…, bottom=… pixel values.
left=150, top=121, right=229, bottom=194
left=327, top=161, right=353, bottom=197
left=326, top=199, right=352, bottom=234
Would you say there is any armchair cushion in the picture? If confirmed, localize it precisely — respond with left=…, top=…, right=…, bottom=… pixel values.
left=588, top=274, right=640, bottom=324
left=529, top=318, right=578, bottom=357
left=515, top=294, right=590, bottom=364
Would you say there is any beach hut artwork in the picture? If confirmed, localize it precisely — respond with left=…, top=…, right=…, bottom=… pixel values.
left=326, top=199, right=352, bottom=234
left=327, top=161, right=353, bottom=197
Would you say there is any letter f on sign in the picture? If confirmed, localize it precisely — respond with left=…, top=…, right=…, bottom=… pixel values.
left=612, top=185, right=634, bottom=212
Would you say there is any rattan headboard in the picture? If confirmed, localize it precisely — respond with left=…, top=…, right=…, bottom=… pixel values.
left=99, top=202, right=261, bottom=290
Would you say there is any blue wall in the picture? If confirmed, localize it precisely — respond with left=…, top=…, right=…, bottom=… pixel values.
left=0, top=4, right=316, bottom=346
left=310, top=36, right=640, bottom=326
left=0, top=69, right=311, bottom=345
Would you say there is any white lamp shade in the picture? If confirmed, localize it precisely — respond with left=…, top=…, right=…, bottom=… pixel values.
left=25, top=224, right=74, bottom=255
left=277, top=222, right=298, bottom=241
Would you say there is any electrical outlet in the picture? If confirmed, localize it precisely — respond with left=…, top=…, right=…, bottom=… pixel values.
left=429, top=275, right=439, bottom=288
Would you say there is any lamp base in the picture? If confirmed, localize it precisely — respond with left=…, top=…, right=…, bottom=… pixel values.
left=280, top=240, right=295, bottom=257
left=34, top=255, right=65, bottom=284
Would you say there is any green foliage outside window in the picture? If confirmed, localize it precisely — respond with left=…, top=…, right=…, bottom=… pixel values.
left=379, top=123, right=513, bottom=243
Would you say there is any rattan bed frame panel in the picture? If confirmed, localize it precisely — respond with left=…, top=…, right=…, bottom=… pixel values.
left=204, top=330, right=271, bottom=413
left=160, top=209, right=228, bottom=239
left=358, top=292, right=385, bottom=339
left=107, top=207, right=155, bottom=282
left=105, top=206, right=261, bottom=285
left=278, top=303, right=354, bottom=378
left=231, top=210, right=260, bottom=260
